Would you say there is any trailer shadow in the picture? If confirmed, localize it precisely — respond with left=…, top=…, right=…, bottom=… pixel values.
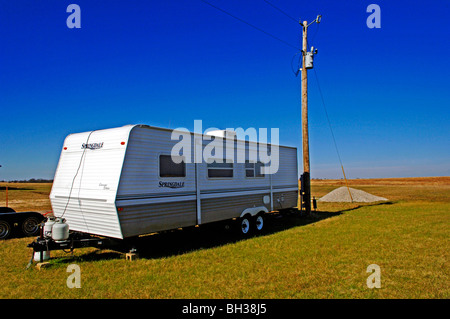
left=109, top=210, right=346, bottom=260
left=50, top=202, right=394, bottom=263
left=121, top=201, right=394, bottom=260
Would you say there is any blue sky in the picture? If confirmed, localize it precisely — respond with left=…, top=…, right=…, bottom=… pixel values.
left=0, top=0, right=449, bottom=180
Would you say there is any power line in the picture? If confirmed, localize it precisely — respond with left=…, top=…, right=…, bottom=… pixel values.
left=309, top=19, right=320, bottom=44
left=312, top=67, right=351, bottom=188
left=312, top=67, right=342, bottom=164
left=290, top=49, right=302, bottom=76
left=199, top=0, right=300, bottom=50
left=262, top=0, right=299, bottom=24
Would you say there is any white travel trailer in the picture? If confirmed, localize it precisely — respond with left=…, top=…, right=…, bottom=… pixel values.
left=49, top=124, right=298, bottom=240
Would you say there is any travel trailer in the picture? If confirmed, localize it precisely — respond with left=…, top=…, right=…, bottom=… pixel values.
left=29, top=124, right=298, bottom=258
left=49, top=124, right=298, bottom=239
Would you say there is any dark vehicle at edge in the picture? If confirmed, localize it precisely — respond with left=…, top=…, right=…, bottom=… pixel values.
left=0, top=207, right=46, bottom=239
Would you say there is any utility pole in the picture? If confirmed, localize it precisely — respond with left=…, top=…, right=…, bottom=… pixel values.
left=301, top=19, right=311, bottom=216
left=300, top=16, right=320, bottom=215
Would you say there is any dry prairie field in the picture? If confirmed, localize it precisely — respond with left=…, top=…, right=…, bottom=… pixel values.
left=0, top=177, right=448, bottom=299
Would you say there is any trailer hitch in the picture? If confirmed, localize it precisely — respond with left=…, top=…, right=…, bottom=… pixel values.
left=27, top=232, right=113, bottom=268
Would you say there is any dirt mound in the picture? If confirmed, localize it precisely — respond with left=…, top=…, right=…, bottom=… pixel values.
left=318, top=187, right=388, bottom=203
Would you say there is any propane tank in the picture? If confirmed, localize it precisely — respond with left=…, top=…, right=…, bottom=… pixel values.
left=34, top=250, right=50, bottom=262
left=43, top=217, right=56, bottom=238
left=51, top=218, right=69, bottom=242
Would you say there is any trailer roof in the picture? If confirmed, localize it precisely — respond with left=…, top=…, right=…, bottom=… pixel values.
left=131, top=124, right=297, bottom=150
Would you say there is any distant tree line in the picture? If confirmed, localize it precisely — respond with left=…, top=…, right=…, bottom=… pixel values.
left=0, top=178, right=53, bottom=183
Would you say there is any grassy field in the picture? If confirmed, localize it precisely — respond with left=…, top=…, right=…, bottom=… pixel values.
left=0, top=177, right=448, bottom=299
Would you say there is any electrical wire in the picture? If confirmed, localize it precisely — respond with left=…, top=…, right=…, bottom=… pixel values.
left=290, top=50, right=302, bottom=76
left=312, top=68, right=342, bottom=165
left=199, top=0, right=300, bottom=50
left=60, top=130, right=96, bottom=232
left=262, top=0, right=299, bottom=24
left=312, top=67, right=353, bottom=202
left=61, top=132, right=91, bottom=217
left=309, top=19, right=320, bottom=44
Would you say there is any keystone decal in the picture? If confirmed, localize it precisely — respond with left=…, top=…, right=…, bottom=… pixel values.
left=159, top=181, right=185, bottom=189
left=81, top=142, right=104, bottom=150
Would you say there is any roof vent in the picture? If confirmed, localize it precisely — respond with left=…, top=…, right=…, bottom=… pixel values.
left=205, top=130, right=236, bottom=138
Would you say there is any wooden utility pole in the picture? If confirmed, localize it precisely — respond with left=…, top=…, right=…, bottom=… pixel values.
left=300, top=16, right=320, bottom=215
left=301, top=20, right=311, bottom=215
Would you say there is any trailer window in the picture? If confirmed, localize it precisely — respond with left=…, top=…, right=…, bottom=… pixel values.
left=207, top=161, right=233, bottom=178
left=159, top=155, right=186, bottom=178
left=245, top=161, right=265, bottom=178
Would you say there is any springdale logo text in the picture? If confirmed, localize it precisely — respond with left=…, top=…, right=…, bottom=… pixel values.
left=159, top=181, right=185, bottom=189
left=81, top=142, right=104, bottom=150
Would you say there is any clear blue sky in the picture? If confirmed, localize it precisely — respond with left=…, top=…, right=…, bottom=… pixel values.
left=0, top=0, right=449, bottom=180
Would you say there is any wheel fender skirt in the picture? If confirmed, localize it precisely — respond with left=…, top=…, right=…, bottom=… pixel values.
left=240, top=206, right=268, bottom=218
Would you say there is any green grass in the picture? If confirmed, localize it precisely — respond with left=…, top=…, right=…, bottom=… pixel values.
left=0, top=179, right=448, bottom=298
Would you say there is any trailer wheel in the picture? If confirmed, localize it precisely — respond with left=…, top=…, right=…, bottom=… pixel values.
left=21, top=217, right=41, bottom=236
left=0, top=220, right=12, bottom=239
left=253, top=214, right=264, bottom=232
left=238, top=215, right=252, bottom=236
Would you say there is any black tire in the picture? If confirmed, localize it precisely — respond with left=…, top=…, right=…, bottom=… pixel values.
left=0, top=220, right=12, bottom=240
left=238, top=215, right=252, bottom=236
left=21, top=216, right=41, bottom=236
left=253, top=213, right=265, bottom=233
